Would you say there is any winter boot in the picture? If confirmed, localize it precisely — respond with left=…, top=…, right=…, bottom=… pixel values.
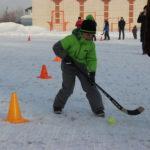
left=95, top=110, right=105, bottom=117
left=53, top=106, right=62, bottom=114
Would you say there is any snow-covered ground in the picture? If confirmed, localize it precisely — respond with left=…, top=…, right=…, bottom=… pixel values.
left=0, top=22, right=150, bottom=150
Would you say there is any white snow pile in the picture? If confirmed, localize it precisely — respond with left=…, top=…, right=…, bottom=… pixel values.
left=0, top=22, right=46, bottom=34
left=0, top=22, right=71, bottom=36
left=20, top=15, right=32, bottom=19
left=0, top=22, right=135, bottom=38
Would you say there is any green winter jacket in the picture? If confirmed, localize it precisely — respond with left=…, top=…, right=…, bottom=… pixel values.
left=60, top=29, right=97, bottom=72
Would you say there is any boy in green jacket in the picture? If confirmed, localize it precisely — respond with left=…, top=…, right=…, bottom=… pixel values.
left=53, top=19, right=105, bottom=117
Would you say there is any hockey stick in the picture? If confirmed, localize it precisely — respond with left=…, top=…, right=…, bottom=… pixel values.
left=94, top=82, right=144, bottom=115
left=73, top=62, right=144, bottom=115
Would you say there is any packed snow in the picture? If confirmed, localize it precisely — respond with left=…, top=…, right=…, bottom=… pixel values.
left=0, top=22, right=150, bottom=150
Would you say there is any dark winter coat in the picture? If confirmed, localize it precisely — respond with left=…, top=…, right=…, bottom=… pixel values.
left=137, top=11, right=146, bottom=42
left=103, top=21, right=109, bottom=32
left=132, top=26, right=137, bottom=34
left=145, top=0, right=150, bottom=56
left=118, top=19, right=125, bottom=30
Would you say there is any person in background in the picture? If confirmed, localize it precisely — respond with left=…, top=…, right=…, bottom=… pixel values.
left=52, top=18, right=105, bottom=117
left=103, top=20, right=110, bottom=40
left=118, top=17, right=126, bottom=40
left=132, top=25, right=137, bottom=39
left=75, top=17, right=83, bottom=29
left=137, top=5, right=147, bottom=55
left=144, top=0, right=150, bottom=57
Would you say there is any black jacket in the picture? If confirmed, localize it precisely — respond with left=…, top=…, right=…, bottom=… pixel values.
left=145, top=0, right=150, bottom=55
left=137, top=12, right=146, bottom=42
left=118, top=19, right=125, bottom=30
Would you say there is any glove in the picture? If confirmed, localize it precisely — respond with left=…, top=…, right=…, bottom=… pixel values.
left=63, top=55, right=74, bottom=65
left=88, top=72, right=95, bottom=84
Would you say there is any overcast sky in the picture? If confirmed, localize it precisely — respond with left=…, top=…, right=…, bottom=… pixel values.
left=0, top=0, right=31, bottom=15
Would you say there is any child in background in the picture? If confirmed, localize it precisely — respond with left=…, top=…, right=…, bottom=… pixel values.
left=75, top=17, right=83, bottom=29
left=103, top=20, right=110, bottom=40
left=132, top=25, right=137, bottom=39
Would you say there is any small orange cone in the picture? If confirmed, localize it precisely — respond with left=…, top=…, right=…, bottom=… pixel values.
left=53, top=56, right=61, bottom=62
left=5, top=92, right=29, bottom=124
left=28, top=35, right=31, bottom=41
left=37, top=64, right=52, bottom=79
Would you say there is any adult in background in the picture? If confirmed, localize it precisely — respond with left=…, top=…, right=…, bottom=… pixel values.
left=137, top=5, right=147, bottom=55
left=118, top=17, right=126, bottom=40
left=144, top=0, right=150, bottom=56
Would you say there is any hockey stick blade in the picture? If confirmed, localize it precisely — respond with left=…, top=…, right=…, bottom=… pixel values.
left=95, top=83, right=144, bottom=115
left=122, top=106, right=144, bottom=115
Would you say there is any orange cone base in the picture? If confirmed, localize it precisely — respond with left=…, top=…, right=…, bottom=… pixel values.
left=5, top=92, right=30, bottom=124
left=37, top=65, right=52, bottom=79
left=37, top=75, right=52, bottom=79
left=5, top=117, right=29, bottom=124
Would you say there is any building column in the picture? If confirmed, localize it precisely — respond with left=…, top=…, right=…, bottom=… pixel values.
left=52, top=0, right=63, bottom=23
left=76, top=0, right=87, bottom=19
left=128, top=0, right=135, bottom=24
left=102, top=0, right=111, bottom=20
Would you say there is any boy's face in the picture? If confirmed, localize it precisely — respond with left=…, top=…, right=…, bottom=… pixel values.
left=82, top=32, right=94, bottom=41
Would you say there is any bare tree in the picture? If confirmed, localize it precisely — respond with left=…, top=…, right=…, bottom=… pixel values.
left=1, top=7, right=24, bottom=23
left=2, top=7, right=10, bottom=22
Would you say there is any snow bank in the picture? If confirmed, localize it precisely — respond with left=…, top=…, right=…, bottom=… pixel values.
left=0, top=22, right=138, bottom=39
left=0, top=22, right=71, bottom=37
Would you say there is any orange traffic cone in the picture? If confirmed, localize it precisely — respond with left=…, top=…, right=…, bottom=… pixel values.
left=37, top=64, right=52, bottom=79
left=53, top=56, right=61, bottom=62
left=5, top=92, right=29, bottom=124
left=28, top=35, right=31, bottom=41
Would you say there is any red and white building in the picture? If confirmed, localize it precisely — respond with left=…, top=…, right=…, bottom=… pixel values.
left=32, top=0, right=147, bottom=31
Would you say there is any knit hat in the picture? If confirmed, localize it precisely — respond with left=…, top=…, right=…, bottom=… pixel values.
left=80, top=19, right=96, bottom=34
left=86, top=14, right=94, bottom=21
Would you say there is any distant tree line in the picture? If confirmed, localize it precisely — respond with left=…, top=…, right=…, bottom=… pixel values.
left=0, top=7, right=24, bottom=23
